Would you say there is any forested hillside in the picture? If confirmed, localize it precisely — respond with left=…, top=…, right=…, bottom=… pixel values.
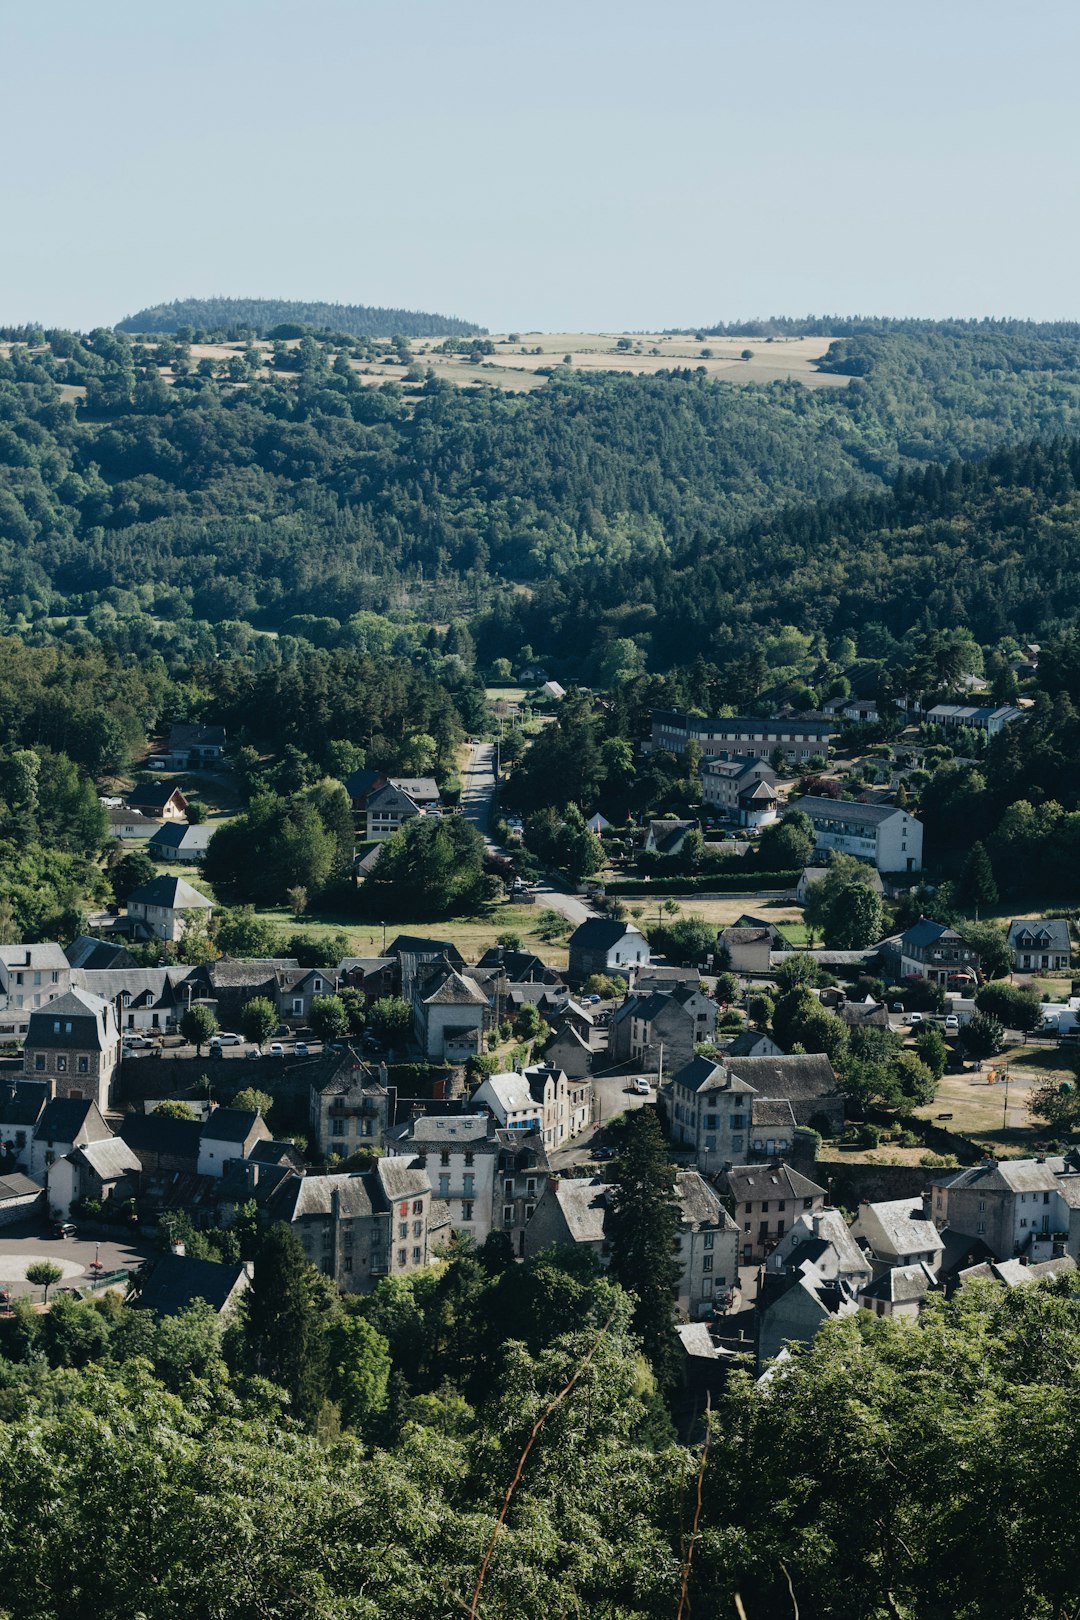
left=116, top=296, right=482, bottom=338
left=5, top=324, right=1080, bottom=665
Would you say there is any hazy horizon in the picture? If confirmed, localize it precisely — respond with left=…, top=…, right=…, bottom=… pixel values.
left=3, top=0, right=1079, bottom=333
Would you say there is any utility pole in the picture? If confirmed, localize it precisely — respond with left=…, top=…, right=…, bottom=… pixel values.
left=1002, top=1064, right=1010, bottom=1131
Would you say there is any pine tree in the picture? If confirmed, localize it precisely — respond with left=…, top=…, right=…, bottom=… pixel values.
left=605, top=1109, right=681, bottom=1390
left=957, top=840, right=998, bottom=915
left=246, top=1224, right=330, bottom=1426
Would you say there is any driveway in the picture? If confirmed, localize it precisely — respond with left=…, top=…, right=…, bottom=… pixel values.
left=0, top=1217, right=152, bottom=1299
left=550, top=1073, right=659, bottom=1167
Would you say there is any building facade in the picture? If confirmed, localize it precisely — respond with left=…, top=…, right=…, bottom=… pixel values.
left=795, top=796, right=923, bottom=873
left=649, top=711, right=837, bottom=763
left=23, top=988, right=121, bottom=1113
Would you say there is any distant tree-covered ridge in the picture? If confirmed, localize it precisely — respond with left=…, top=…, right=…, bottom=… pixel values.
left=681, top=314, right=1080, bottom=339
left=115, top=296, right=484, bottom=338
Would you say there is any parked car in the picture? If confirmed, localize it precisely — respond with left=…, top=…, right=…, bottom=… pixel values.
left=122, top=1034, right=159, bottom=1051
left=53, top=1221, right=77, bottom=1239
left=210, top=1032, right=243, bottom=1047
left=294, top=1042, right=310, bottom=1057
left=245, top=1047, right=262, bottom=1060
left=908, top=1012, right=923, bottom=1025
left=269, top=1043, right=285, bottom=1058
left=891, top=1002, right=904, bottom=1014
left=633, top=1079, right=652, bottom=1095
left=944, top=1014, right=960, bottom=1032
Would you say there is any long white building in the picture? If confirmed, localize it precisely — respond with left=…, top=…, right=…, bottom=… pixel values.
left=794, top=796, right=923, bottom=873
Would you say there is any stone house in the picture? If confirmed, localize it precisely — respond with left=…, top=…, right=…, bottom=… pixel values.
left=47, top=1136, right=142, bottom=1216
left=387, top=1112, right=501, bottom=1245
left=410, top=959, right=488, bottom=1061
left=30, top=1097, right=112, bottom=1185
left=118, top=1111, right=203, bottom=1176
left=719, top=925, right=780, bottom=976
left=897, top=919, right=982, bottom=987
left=756, top=1262, right=859, bottom=1367
left=541, top=1023, right=593, bottom=1080
left=610, top=985, right=716, bottom=1073
left=126, top=875, right=213, bottom=942
left=309, top=1056, right=393, bottom=1158
left=23, top=987, right=121, bottom=1112
left=718, top=1161, right=828, bottom=1265
left=765, top=1206, right=874, bottom=1293
left=495, top=1128, right=550, bottom=1257
left=700, top=755, right=779, bottom=827
left=284, top=1158, right=443, bottom=1292
left=850, top=1197, right=945, bottom=1277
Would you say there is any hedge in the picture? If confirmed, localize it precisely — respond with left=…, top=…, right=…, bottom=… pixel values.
left=602, top=871, right=801, bottom=896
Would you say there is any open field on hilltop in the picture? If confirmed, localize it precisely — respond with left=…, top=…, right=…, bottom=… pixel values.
left=155, top=331, right=850, bottom=400
left=410, top=330, right=851, bottom=391
left=624, top=896, right=806, bottom=940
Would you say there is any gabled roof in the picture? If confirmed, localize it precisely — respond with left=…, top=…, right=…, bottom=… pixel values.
left=901, top=918, right=957, bottom=949
left=722, top=1162, right=827, bottom=1202
left=671, top=1055, right=754, bottom=1097
left=724, top=1053, right=838, bottom=1104
left=74, top=1137, right=142, bottom=1181
left=0, top=942, right=70, bottom=973
left=167, top=723, right=227, bottom=750
left=34, top=1097, right=108, bottom=1144
left=127, top=783, right=188, bottom=813
left=856, top=1198, right=944, bottom=1259
left=860, top=1262, right=936, bottom=1304
left=421, top=967, right=488, bottom=1007
left=148, top=822, right=213, bottom=852
left=119, top=1111, right=203, bottom=1159
left=544, top=1024, right=591, bottom=1057
left=0, top=1172, right=42, bottom=1202
left=0, top=1079, right=49, bottom=1127
left=796, top=795, right=908, bottom=827
left=65, top=936, right=135, bottom=970
left=675, top=1170, right=735, bottom=1229
left=365, top=782, right=419, bottom=816
left=132, top=1254, right=249, bottom=1318
left=1007, top=917, right=1071, bottom=953
left=548, top=1177, right=609, bottom=1244
left=127, top=875, right=213, bottom=912
left=386, top=935, right=465, bottom=965
left=568, top=918, right=645, bottom=951
left=389, top=777, right=440, bottom=803
left=201, top=1108, right=262, bottom=1145
left=343, top=767, right=386, bottom=801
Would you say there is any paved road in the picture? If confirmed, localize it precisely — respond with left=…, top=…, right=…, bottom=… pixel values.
left=463, top=740, right=599, bottom=926
left=550, top=1074, right=658, bottom=1168
left=0, top=1217, right=152, bottom=1299
left=461, top=741, right=496, bottom=836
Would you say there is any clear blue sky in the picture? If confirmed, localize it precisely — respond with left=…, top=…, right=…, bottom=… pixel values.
left=3, top=0, right=1078, bottom=332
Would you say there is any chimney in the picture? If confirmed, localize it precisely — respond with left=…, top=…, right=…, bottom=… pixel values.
left=546, top=1175, right=559, bottom=1196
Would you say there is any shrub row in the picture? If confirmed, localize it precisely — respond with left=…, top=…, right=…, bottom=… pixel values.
left=602, top=871, right=800, bottom=896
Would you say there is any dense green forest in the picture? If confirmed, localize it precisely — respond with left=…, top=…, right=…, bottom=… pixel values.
left=690, top=314, right=1080, bottom=338
left=6, top=324, right=1080, bottom=663
left=115, top=296, right=483, bottom=339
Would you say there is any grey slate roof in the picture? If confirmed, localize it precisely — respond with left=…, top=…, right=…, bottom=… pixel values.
left=127, top=783, right=188, bottom=813
left=0, top=1173, right=42, bottom=1201
left=119, top=1112, right=203, bottom=1159
left=127, top=875, right=212, bottom=911
left=0, top=1080, right=50, bottom=1128
left=65, top=936, right=136, bottom=970
left=860, top=1262, right=936, bottom=1304
left=796, top=795, right=907, bottom=826
left=568, top=919, right=645, bottom=951
left=1007, top=917, right=1072, bottom=954
left=201, top=1108, right=261, bottom=1145
left=34, top=1098, right=103, bottom=1144
left=132, top=1255, right=248, bottom=1318
left=724, top=1053, right=839, bottom=1106
left=25, top=987, right=114, bottom=1051
left=722, top=1162, right=827, bottom=1203
left=75, top=1137, right=141, bottom=1180
left=675, top=1170, right=735, bottom=1229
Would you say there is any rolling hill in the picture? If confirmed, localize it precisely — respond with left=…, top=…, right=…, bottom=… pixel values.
left=115, top=296, right=483, bottom=339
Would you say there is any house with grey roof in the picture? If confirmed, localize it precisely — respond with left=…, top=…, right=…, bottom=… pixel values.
left=130, top=1254, right=251, bottom=1319
left=126, top=783, right=189, bottom=821
left=410, top=959, right=488, bottom=1061
left=794, top=795, right=922, bottom=873
left=365, top=781, right=421, bottom=841
left=542, top=1022, right=593, bottom=1080
left=610, top=983, right=716, bottom=1072
left=126, top=875, right=213, bottom=942
left=148, top=821, right=214, bottom=862
left=850, top=1197, right=945, bottom=1278
left=523, top=1170, right=737, bottom=1317
left=648, top=710, right=837, bottom=764
left=567, top=919, right=649, bottom=985
left=0, top=1172, right=45, bottom=1226
left=718, top=1161, right=828, bottom=1264
left=645, top=818, right=697, bottom=858
left=719, top=924, right=780, bottom=975
left=0, top=943, right=71, bottom=1037
left=23, top=988, right=121, bottom=1114
left=30, top=1096, right=111, bottom=1184
left=765, top=1206, right=874, bottom=1293
left=0, top=1080, right=50, bottom=1172
left=47, top=1134, right=141, bottom=1216
left=925, top=703, right=1025, bottom=737
left=898, top=919, right=982, bottom=986
left=284, top=1158, right=443, bottom=1292
left=756, top=1261, right=860, bottom=1368
left=859, top=1261, right=938, bottom=1320
left=387, top=1113, right=501, bottom=1243
left=72, top=965, right=190, bottom=1036
left=107, top=805, right=159, bottom=840
left=1007, top=917, right=1072, bottom=973
left=309, top=1053, right=392, bottom=1158
left=929, top=1157, right=1072, bottom=1259
left=65, top=936, right=136, bottom=972
left=700, top=755, right=779, bottom=827
left=197, top=1107, right=272, bottom=1178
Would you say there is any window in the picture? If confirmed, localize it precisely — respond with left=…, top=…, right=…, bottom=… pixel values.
left=977, top=1200, right=986, bottom=1213
left=440, top=1149, right=450, bottom=1166
left=77, top=1057, right=88, bottom=1074
left=463, top=1174, right=474, bottom=1197
left=438, top=1175, right=450, bottom=1198
left=461, top=1202, right=474, bottom=1222
left=503, top=1205, right=514, bottom=1225
left=703, top=1232, right=714, bottom=1250
left=778, top=1201, right=786, bottom=1212
left=398, top=1249, right=407, bottom=1266
left=524, top=1203, right=535, bottom=1220
left=332, top=1119, right=345, bottom=1136
left=743, top=1222, right=750, bottom=1234
left=526, top=1177, right=537, bottom=1197
left=34, top=1055, right=45, bottom=1072
left=52, top=1020, right=60, bottom=1034
left=702, top=1256, right=713, bottom=1272
left=731, top=1114, right=745, bottom=1130
left=56, top=1057, right=67, bottom=1073
left=412, top=1247, right=421, bottom=1263
left=292, top=999, right=303, bottom=1015
left=804, top=1198, right=814, bottom=1209
left=464, top=1151, right=474, bottom=1167
left=413, top=1220, right=423, bottom=1237
left=412, top=1199, right=423, bottom=1215
left=702, top=1277, right=713, bottom=1296
left=399, top=1222, right=408, bottom=1239
left=343, top=1257, right=353, bottom=1273
left=504, top=1178, right=514, bottom=1198
left=976, top=1221, right=986, bottom=1235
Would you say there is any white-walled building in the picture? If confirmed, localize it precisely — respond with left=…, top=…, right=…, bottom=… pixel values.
left=794, top=797, right=923, bottom=873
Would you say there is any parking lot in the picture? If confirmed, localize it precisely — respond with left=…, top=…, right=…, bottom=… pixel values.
left=0, top=1217, right=152, bottom=1300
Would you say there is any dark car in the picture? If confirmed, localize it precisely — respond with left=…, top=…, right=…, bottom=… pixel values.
left=53, top=1221, right=77, bottom=1239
